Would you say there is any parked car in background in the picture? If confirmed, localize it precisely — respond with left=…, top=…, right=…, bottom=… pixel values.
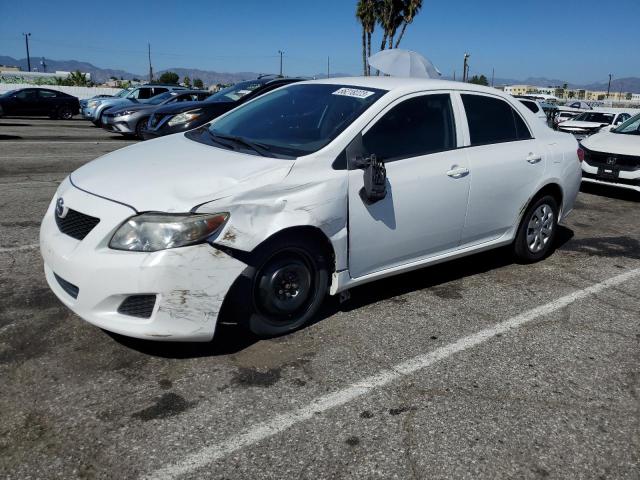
left=80, top=88, right=131, bottom=111
left=41, top=78, right=581, bottom=342
left=101, top=90, right=211, bottom=138
left=141, top=76, right=302, bottom=140
left=0, top=88, right=80, bottom=119
left=82, top=84, right=186, bottom=127
left=553, top=110, right=580, bottom=129
left=516, top=97, right=548, bottom=124
left=557, top=110, right=632, bottom=140
left=580, top=112, right=640, bottom=192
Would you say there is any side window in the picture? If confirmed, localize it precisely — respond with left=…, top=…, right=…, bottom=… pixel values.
left=128, top=89, right=141, bottom=99
left=363, top=94, right=456, bottom=162
left=16, top=89, right=37, bottom=100
left=462, top=94, right=532, bottom=146
left=520, top=100, right=539, bottom=114
left=38, top=90, right=57, bottom=98
left=152, top=88, right=168, bottom=97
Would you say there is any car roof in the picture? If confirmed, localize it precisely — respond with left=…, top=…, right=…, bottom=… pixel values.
left=297, top=76, right=514, bottom=98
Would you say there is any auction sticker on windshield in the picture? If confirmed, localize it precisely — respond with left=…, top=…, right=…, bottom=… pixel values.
left=332, top=88, right=376, bottom=99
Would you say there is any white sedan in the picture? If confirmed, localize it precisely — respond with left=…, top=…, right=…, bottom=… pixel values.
left=40, top=78, right=581, bottom=341
left=580, top=112, right=640, bottom=192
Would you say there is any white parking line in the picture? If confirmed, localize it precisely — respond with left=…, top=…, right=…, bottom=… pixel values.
left=147, top=266, right=640, bottom=480
left=0, top=244, right=39, bottom=254
left=0, top=141, right=136, bottom=144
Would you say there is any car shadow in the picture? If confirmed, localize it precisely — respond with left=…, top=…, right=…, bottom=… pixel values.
left=106, top=226, right=574, bottom=359
left=580, top=182, right=639, bottom=202
left=0, top=122, right=32, bottom=127
left=0, top=135, right=22, bottom=140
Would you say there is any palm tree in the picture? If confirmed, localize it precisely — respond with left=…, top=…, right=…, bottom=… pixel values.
left=377, top=0, right=404, bottom=51
left=69, top=70, right=88, bottom=86
left=395, top=0, right=423, bottom=48
left=356, top=0, right=377, bottom=75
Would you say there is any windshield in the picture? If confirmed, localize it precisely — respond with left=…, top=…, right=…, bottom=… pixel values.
left=205, top=80, right=266, bottom=104
left=146, top=92, right=175, bottom=105
left=206, top=83, right=387, bottom=157
left=612, top=113, right=640, bottom=135
left=116, top=88, right=132, bottom=98
left=573, top=112, right=615, bottom=124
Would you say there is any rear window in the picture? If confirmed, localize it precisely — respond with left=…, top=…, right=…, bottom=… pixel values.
left=462, top=94, right=532, bottom=145
left=519, top=100, right=540, bottom=114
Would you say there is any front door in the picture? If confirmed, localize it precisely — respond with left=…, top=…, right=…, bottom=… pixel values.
left=348, top=92, right=470, bottom=279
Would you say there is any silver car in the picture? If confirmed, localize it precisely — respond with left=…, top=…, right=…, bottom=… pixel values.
left=101, top=90, right=211, bottom=138
left=82, top=84, right=186, bottom=126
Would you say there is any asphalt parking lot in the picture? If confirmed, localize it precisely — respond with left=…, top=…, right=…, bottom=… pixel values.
left=1, top=117, right=639, bottom=480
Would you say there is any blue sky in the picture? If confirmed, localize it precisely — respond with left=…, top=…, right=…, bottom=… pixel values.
left=1, top=0, right=638, bottom=83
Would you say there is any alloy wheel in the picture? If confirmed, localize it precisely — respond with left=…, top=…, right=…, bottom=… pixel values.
left=526, top=204, right=554, bottom=253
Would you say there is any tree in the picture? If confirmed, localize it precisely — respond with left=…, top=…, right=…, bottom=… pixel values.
left=158, top=71, right=179, bottom=85
left=356, top=0, right=377, bottom=75
left=395, top=0, right=423, bottom=48
left=183, top=76, right=191, bottom=87
left=377, top=0, right=404, bottom=51
left=193, top=78, right=204, bottom=89
left=469, top=74, right=489, bottom=86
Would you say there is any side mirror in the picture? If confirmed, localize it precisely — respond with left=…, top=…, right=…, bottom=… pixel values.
left=346, top=133, right=387, bottom=204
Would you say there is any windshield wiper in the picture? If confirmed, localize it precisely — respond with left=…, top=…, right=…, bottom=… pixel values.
left=209, top=131, right=274, bottom=157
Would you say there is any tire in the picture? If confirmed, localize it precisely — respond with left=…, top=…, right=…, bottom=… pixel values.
left=57, top=105, right=73, bottom=120
left=135, top=118, right=148, bottom=139
left=513, top=195, right=559, bottom=263
left=229, top=237, right=329, bottom=338
left=93, top=111, right=104, bottom=127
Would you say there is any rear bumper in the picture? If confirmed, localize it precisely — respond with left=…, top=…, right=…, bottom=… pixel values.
left=40, top=178, right=247, bottom=342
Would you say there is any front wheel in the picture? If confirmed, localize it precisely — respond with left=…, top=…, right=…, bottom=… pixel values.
left=135, top=117, right=148, bottom=139
left=231, top=238, right=329, bottom=338
left=513, top=195, right=559, bottom=263
left=57, top=105, right=73, bottom=120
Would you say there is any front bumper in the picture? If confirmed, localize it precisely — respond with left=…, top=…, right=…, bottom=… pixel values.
left=82, top=107, right=97, bottom=120
left=39, top=178, right=247, bottom=341
left=581, top=161, right=640, bottom=192
left=101, top=114, right=135, bottom=134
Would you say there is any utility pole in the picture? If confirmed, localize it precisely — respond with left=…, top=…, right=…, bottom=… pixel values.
left=23, top=33, right=31, bottom=72
left=278, top=50, right=284, bottom=76
left=148, top=42, right=153, bottom=83
left=327, top=56, right=330, bottom=78
left=462, top=53, right=470, bottom=83
left=40, top=57, right=47, bottom=73
left=491, top=67, right=495, bottom=87
left=607, top=73, right=612, bottom=98
left=453, top=70, right=456, bottom=81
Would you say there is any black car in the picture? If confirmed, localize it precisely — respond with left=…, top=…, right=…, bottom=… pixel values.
left=141, top=77, right=302, bottom=140
left=0, top=88, right=80, bottom=119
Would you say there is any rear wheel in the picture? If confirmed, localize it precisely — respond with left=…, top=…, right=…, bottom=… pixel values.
left=231, top=238, right=329, bottom=337
left=513, top=195, right=559, bottom=263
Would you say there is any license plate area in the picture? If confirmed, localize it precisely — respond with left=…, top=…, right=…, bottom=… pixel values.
left=597, top=167, right=619, bottom=180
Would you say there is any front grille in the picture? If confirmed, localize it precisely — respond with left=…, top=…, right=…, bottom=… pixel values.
left=55, top=209, right=100, bottom=241
left=117, top=295, right=157, bottom=318
left=54, top=273, right=79, bottom=299
left=584, top=148, right=640, bottom=172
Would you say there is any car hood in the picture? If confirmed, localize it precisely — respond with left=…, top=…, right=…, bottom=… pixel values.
left=153, top=99, right=233, bottom=116
left=107, top=103, right=155, bottom=114
left=70, top=134, right=294, bottom=212
left=558, top=120, right=608, bottom=129
left=582, top=131, right=640, bottom=156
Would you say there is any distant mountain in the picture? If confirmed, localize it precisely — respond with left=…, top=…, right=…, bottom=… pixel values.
left=2, top=55, right=639, bottom=93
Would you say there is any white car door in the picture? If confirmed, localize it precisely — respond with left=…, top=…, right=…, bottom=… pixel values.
left=457, top=92, right=546, bottom=246
left=347, top=92, right=470, bottom=278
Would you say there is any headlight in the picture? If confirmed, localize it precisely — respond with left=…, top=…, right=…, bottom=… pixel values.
left=88, top=100, right=100, bottom=108
left=114, top=110, right=135, bottom=117
left=109, top=213, right=229, bottom=252
left=167, top=110, right=202, bottom=127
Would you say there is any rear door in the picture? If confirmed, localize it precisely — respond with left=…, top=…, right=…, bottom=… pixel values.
left=458, top=92, right=546, bottom=246
left=348, top=92, right=470, bottom=278
left=37, top=89, right=59, bottom=115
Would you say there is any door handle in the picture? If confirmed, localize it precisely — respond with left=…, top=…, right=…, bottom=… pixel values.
left=446, top=166, right=469, bottom=178
left=526, top=154, right=542, bottom=164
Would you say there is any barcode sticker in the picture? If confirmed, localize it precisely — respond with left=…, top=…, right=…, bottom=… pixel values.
left=332, top=88, right=375, bottom=99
